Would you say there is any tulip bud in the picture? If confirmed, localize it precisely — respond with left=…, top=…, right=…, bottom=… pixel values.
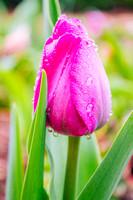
left=33, top=14, right=111, bottom=137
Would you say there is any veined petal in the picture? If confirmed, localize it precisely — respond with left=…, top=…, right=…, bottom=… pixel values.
left=53, top=14, right=89, bottom=40
left=33, top=14, right=112, bottom=136
left=47, top=36, right=88, bottom=136
left=34, top=33, right=80, bottom=111
left=70, top=39, right=111, bottom=134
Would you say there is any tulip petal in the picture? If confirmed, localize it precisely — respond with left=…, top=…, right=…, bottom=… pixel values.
left=47, top=37, right=88, bottom=136
left=53, top=14, right=89, bottom=40
left=70, top=39, right=111, bottom=134
left=33, top=15, right=111, bottom=136
left=34, top=33, right=78, bottom=112
left=45, top=35, right=88, bottom=136
left=34, top=33, right=88, bottom=136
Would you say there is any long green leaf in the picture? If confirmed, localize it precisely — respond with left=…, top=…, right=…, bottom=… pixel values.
left=0, top=70, right=32, bottom=141
left=21, top=70, right=48, bottom=200
left=43, top=0, right=61, bottom=40
left=26, top=110, right=37, bottom=155
left=46, top=133, right=68, bottom=200
left=78, top=111, right=133, bottom=200
left=78, top=133, right=101, bottom=194
left=46, top=132, right=101, bottom=200
left=49, top=0, right=61, bottom=25
left=6, top=104, right=24, bottom=200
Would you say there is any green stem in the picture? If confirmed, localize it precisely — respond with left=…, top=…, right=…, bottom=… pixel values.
left=63, top=136, right=80, bottom=200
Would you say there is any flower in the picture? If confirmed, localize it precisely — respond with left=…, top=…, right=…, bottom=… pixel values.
left=84, top=11, right=111, bottom=38
left=33, top=14, right=111, bottom=137
left=1, top=25, right=30, bottom=56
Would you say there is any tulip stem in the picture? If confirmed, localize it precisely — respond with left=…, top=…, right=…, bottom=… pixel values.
left=63, top=136, right=80, bottom=200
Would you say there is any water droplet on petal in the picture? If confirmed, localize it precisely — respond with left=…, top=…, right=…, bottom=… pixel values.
left=86, top=104, right=93, bottom=113
left=95, top=45, right=98, bottom=51
left=48, top=127, right=54, bottom=133
left=87, top=77, right=92, bottom=86
left=79, top=49, right=83, bottom=54
left=53, top=132, right=59, bottom=137
left=91, top=40, right=95, bottom=45
left=44, top=59, right=50, bottom=66
left=36, top=76, right=39, bottom=81
left=47, top=107, right=51, bottom=114
left=110, top=110, right=113, bottom=116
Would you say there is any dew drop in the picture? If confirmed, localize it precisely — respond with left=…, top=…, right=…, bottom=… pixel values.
left=86, top=104, right=93, bottom=113
left=53, top=132, right=59, bottom=137
left=47, top=107, right=51, bottom=114
left=36, top=76, right=39, bottom=81
left=87, top=77, right=92, bottom=86
left=86, top=134, right=91, bottom=140
left=79, top=49, right=83, bottom=54
left=110, top=110, right=113, bottom=116
left=44, top=59, right=50, bottom=66
left=44, top=59, right=48, bottom=62
left=91, top=40, right=95, bottom=45
left=48, top=127, right=54, bottom=133
left=95, top=45, right=99, bottom=51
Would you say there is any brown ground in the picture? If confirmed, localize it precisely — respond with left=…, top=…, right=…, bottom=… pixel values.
left=0, top=110, right=9, bottom=200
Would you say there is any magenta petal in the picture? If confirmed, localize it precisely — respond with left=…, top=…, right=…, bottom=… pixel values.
left=33, top=15, right=111, bottom=136
left=47, top=36, right=88, bottom=136
left=53, top=14, right=89, bottom=40
left=34, top=33, right=77, bottom=112
left=70, top=40, right=111, bottom=134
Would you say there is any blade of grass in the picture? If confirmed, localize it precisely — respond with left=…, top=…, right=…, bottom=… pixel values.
left=21, top=70, right=48, bottom=200
left=78, top=133, right=101, bottom=194
left=6, top=104, right=24, bottom=200
left=78, top=111, right=133, bottom=200
left=26, top=110, right=37, bottom=155
left=0, top=70, right=32, bottom=141
left=43, top=0, right=61, bottom=40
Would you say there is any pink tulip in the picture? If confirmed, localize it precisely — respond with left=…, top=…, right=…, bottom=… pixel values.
left=33, top=15, right=111, bottom=137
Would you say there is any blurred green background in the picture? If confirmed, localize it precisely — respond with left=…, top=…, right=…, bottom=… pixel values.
left=0, top=0, right=133, bottom=199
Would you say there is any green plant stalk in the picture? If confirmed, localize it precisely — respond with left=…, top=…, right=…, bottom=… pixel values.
left=63, top=136, right=80, bottom=200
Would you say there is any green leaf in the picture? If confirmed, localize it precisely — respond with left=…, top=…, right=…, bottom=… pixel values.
left=78, top=111, right=133, bottom=200
left=78, top=133, right=101, bottom=194
left=103, top=31, right=132, bottom=79
left=43, top=0, right=61, bottom=40
left=46, top=133, right=101, bottom=200
left=21, top=70, right=48, bottom=200
left=6, top=104, right=24, bottom=200
left=26, top=110, right=37, bottom=155
left=45, top=144, right=57, bottom=200
left=46, top=133, right=68, bottom=200
left=49, top=0, right=61, bottom=25
left=0, top=70, right=32, bottom=141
